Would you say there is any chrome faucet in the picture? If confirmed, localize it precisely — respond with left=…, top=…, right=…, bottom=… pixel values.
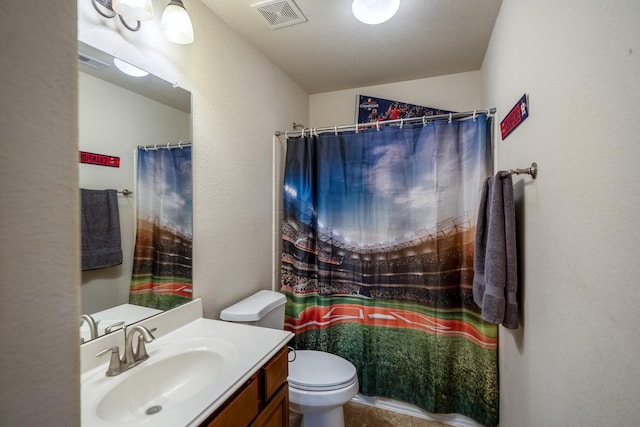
left=96, top=325, right=155, bottom=377
left=123, top=325, right=155, bottom=366
left=81, top=314, right=98, bottom=341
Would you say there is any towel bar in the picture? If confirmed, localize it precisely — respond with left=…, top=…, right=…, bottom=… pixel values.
left=508, top=162, right=537, bottom=179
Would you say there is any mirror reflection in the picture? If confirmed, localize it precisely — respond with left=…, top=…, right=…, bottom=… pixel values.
left=78, top=41, right=192, bottom=343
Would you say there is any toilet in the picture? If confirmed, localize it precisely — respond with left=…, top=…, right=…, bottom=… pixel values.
left=220, top=290, right=359, bottom=427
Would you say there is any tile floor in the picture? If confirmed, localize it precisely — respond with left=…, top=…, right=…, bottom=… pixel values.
left=344, top=401, right=453, bottom=427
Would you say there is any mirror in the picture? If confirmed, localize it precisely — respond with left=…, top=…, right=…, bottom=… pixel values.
left=78, top=41, right=192, bottom=343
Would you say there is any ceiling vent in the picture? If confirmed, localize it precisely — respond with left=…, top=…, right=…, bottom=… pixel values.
left=251, top=0, right=307, bottom=29
left=78, top=53, right=110, bottom=70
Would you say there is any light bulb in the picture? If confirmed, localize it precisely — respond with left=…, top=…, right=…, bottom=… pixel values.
left=161, top=0, right=194, bottom=44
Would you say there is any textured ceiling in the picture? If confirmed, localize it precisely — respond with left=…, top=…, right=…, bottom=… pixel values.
left=201, top=0, right=503, bottom=94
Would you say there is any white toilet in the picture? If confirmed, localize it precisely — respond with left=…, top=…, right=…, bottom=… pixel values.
left=220, top=290, right=359, bottom=427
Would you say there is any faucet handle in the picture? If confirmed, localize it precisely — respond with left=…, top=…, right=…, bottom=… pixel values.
left=104, top=321, right=126, bottom=334
left=134, top=328, right=156, bottom=362
left=96, top=346, right=124, bottom=377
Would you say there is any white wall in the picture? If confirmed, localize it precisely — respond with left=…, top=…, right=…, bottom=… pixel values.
left=309, top=71, right=483, bottom=127
left=482, top=1, right=640, bottom=426
left=0, top=1, right=80, bottom=425
left=79, top=72, right=190, bottom=314
left=78, top=0, right=309, bottom=320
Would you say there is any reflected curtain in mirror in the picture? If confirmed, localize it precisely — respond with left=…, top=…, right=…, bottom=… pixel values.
left=129, top=146, right=193, bottom=310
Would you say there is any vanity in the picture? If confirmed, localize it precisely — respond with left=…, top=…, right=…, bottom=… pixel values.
left=81, top=299, right=293, bottom=427
left=201, top=346, right=289, bottom=427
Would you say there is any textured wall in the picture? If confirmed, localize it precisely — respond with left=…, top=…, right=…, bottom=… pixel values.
left=482, top=1, right=640, bottom=426
left=0, top=1, right=80, bottom=425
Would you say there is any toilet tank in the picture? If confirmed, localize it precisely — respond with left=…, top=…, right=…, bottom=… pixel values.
left=219, top=290, right=286, bottom=330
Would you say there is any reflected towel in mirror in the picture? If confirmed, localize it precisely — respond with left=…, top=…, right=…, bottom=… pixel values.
left=81, top=188, right=123, bottom=270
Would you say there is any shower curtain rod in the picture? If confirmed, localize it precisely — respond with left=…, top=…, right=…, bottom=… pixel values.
left=138, top=140, right=192, bottom=150
left=275, top=108, right=496, bottom=137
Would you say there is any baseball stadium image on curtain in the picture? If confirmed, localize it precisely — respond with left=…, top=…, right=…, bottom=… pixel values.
left=129, top=146, right=193, bottom=310
left=281, top=115, right=498, bottom=426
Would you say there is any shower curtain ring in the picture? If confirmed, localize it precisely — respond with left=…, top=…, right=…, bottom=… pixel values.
left=285, top=130, right=290, bottom=139
left=166, top=143, right=171, bottom=150
left=448, top=113, right=452, bottom=123
left=376, top=121, right=380, bottom=131
left=334, top=125, right=338, bottom=136
left=423, top=116, right=427, bottom=127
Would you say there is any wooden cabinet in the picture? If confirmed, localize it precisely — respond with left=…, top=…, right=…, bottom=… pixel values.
left=201, top=346, right=289, bottom=427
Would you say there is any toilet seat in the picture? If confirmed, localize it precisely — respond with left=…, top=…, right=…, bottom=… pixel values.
left=288, top=350, right=358, bottom=392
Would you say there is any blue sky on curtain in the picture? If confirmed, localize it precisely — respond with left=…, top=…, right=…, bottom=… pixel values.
left=280, top=115, right=498, bottom=426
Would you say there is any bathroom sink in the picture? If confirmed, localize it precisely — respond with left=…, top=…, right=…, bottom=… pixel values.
left=81, top=316, right=293, bottom=427
left=82, top=337, right=239, bottom=426
left=96, top=349, right=223, bottom=423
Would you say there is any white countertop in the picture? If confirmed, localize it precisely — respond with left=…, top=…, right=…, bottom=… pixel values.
left=81, top=314, right=292, bottom=426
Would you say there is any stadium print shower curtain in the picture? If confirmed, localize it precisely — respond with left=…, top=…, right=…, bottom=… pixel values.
left=129, top=146, right=193, bottom=310
left=281, top=115, right=498, bottom=427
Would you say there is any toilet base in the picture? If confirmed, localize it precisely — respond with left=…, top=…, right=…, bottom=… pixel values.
left=292, top=406, right=345, bottom=427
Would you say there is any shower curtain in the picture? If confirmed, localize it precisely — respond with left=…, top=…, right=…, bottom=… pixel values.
left=280, top=115, right=498, bottom=427
left=129, top=146, right=193, bottom=310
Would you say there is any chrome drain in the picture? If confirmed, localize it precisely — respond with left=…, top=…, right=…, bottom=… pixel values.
left=145, top=405, right=162, bottom=415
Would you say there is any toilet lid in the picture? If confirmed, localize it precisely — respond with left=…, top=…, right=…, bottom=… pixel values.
left=288, top=350, right=357, bottom=391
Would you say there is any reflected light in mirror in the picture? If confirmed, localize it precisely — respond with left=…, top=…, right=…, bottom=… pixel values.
left=113, top=58, right=150, bottom=77
left=352, top=0, right=400, bottom=25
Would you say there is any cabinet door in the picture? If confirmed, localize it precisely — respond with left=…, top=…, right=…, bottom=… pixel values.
left=204, top=376, right=260, bottom=427
left=262, top=347, right=289, bottom=401
left=251, top=382, right=289, bottom=427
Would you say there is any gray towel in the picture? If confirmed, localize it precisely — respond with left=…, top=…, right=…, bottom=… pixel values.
left=81, top=189, right=123, bottom=271
left=472, top=172, right=518, bottom=329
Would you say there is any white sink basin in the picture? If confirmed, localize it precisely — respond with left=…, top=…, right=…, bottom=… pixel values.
left=82, top=337, right=238, bottom=426
left=96, top=349, right=224, bottom=423
left=81, top=317, right=293, bottom=427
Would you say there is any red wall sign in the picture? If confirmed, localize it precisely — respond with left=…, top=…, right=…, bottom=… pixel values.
left=79, top=151, right=120, bottom=168
left=500, top=94, right=529, bottom=140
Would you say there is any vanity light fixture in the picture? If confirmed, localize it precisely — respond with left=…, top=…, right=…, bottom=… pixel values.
left=352, top=0, right=400, bottom=25
left=91, top=0, right=195, bottom=44
left=113, top=58, right=150, bottom=77
left=161, top=0, right=195, bottom=45
left=112, top=0, right=154, bottom=21
left=91, top=0, right=153, bottom=31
